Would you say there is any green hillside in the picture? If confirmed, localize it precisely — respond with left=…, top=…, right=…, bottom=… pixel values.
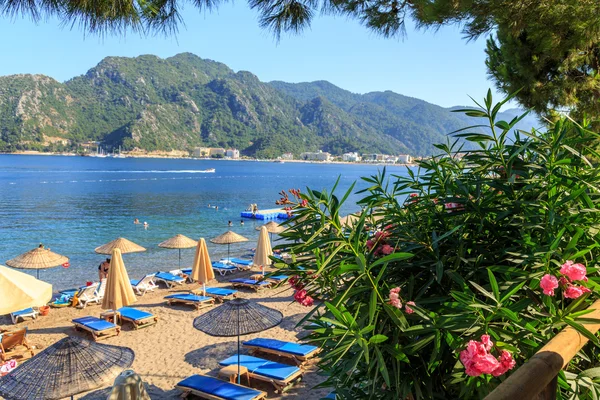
left=0, top=53, right=539, bottom=157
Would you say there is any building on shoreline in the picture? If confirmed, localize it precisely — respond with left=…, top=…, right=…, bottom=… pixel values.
left=192, top=147, right=226, bottom=158
left=225, top=149, right=240, bottom=159
left=342, top=152, right=361, bottom=162
left=281, top=153, right=294, bottom=160
left=300, top=150, right=331, bottom=162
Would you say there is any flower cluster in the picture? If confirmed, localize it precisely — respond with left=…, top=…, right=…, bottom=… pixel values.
left=540, top=260, right=590, bottom=299
left=289, top=276, right=314, bottom=307
left=366, top=230, right=395, bottom=257
left=388, top=287, right=415, bottom=314
left=459, top=335, right=516, bottom=377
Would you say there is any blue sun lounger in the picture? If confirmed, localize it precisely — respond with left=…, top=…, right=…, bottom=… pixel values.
left=10, top=308, right=38, bottom=324
left=266, top=275, right=288, bottom=283
left=202, top=287, right=238, bottom=302
left=213, top=262, right=238, bottom=276
left=228, top=258, right=253, bottom=270
left=243, top=338, right=320, bottom=364
left=176, top=374, right=267, bottom=400
left=181, top=268, right=192, bottom=275
left=229, top=279, right=271, bottom=291
left=324, top=392, right=336, bottom=399
left=219, top=355, right=303, bottom=392
left=153, top=272, right=186, bottom=288
left=165, top=293, right=215, bottom=310
left=72, top=316, right=120, bottom=341
left=117, top=307, right=158, bottom=329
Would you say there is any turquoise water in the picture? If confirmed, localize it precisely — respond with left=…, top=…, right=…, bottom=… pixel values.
left=0, top=155, right=410, bottom=290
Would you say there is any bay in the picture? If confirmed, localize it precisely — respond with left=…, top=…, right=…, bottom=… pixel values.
left=0, top=155, right=410, bottom=290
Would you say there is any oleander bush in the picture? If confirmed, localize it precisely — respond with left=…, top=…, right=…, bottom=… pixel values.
left=275, top=92, right=600, bottom=399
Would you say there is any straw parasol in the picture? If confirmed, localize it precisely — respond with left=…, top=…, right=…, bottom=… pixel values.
left=340, top=213, right=360, bottom=227
left=6, top=244, right=69, bottom=279
left=194, top=298, right=282, bottom=384
left=106, top=369, right=151, bottom=400
left=158, top=234, right=197, bottom=268
left=95, top=238, right=146, bottom=255
left=0, top=265, right=52, bottom=315
left=102, top=248, right=137, bottom=310
left=0, top=336, right=134, bottom=400
left=210, top=231, right=248, bottom=262
left=190, top=238, right=214, bottom=296
left=256, top=221, right=285, bottom=241
left=253, top=226, right=273, bottom=274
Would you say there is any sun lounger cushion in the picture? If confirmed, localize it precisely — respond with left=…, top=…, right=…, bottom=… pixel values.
left=325, top=392, right=336, bottom=399
left=229, top=279, right=270, bottom=287
left=118, top=307, right=153, bottom=321
left=269, top=275, right=288, bottom=282
left=177, top=374, right=263, bottom=400
left=213, top=263, right=237, bottom=270
left=72, top=316, right=116, bottom=332
left=219, top=355, right=300, bottom=381
left=205, top=288, right=237, bottom=297
left=165, top=294, right=212, bottom=302
left=11, top=308, right=34, bottom=318
left=243, top=338, right=318, bottom=357
left=230, top=258, right=253, bottom=266
left=181, top=268, right=192, bottom=275
left=155, top=272, right=185, bottom=282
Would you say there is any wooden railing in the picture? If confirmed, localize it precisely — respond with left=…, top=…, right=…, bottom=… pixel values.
left=485, top=299, right=600, bottom=400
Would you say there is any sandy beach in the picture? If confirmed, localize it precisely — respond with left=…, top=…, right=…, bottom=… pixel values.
left=0, top=270, right=330, bottom=400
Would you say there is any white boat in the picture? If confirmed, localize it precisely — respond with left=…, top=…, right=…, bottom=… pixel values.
left=203, top=168, right=216, bottom=173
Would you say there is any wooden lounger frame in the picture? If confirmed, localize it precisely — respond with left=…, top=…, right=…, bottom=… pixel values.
left=166, top=296, right=215, bottom=310
left=176, top=379, right=267, bottom=400
left=245, top=367, right=303, bottom=393
left=0, top=329, right=35, bottom=362
left=73, top=321, right=120, bottom=341
left=119, top=314, right=159, bottom=330
left=230, top=281, right=272, bottom=292
left=191, top=289, right=237, bottom=303
left=244, top=343, right=321, bottom=366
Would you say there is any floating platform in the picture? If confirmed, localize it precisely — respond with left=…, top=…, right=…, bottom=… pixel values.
left=241, top=208, right=290, bottom=220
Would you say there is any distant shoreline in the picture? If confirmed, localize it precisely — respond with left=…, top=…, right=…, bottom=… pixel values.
left=0, top=150, right=417, bottom=167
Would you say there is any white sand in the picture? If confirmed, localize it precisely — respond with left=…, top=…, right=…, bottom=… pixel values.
left=0, top=271, right=331, bottom=400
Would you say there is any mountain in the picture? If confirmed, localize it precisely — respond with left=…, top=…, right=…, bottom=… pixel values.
left=0, top=53, right=541, bottom=157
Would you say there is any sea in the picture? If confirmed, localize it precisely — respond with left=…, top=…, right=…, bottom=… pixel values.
left=0, top=155, right=411, bottom=291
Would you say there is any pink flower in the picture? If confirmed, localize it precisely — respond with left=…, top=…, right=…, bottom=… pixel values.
left=540, top=274, right=559, bottom=296
left=366, top=240, right=375, bottom=250
left=390, top=287, right=401, bottom=294
left=300, top=295, right=314, bottom=307
left=405, top=301, right=415, bottom=314
left=381, top=244, right=394, bottom=255
left=491, top=350, right=516, bottom=377
left=289, top=276, right=303, bottom=290
left=300, top=199, right=308, bottom=207
left=389, top=299, right=402, bottom=309
left=564, top=284, right=591, bottom=299
left=409, top=193, right=418, bottom=198
left=390, top=292, right=399, bottom=301
left=558, top=276, right=569, bottom=287
left=480, top=335, right=493, bottom=351
left=560, top=260, right=587, bottom=281
left=294, top=289, right=307, bottom=303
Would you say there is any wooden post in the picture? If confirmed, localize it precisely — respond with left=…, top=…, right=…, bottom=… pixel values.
left=485, top=299, right=600, bottom=400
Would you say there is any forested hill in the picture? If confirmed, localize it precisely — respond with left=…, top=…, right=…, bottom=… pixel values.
left=0, top=53, right=539, bottom=157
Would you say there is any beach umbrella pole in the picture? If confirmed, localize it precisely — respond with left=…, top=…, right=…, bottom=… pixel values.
left=228, top=244, right=231, bottom=263
left=178, top=249, right=181, bottom=268
left=237, top=305, right=241, bottom=384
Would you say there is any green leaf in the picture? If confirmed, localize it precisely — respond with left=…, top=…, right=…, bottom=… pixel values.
left=487, top=269, right=500, bottom=301
left=369, top=334, right=389, bottom=344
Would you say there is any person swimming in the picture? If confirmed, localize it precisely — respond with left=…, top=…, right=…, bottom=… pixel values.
left=143, top=221, right=149, bottom=229
left=228, top=221, right=233, bottom=227
left=134, top=218, right=140, bottom=224
left=240, top=220, right=244, bottom=225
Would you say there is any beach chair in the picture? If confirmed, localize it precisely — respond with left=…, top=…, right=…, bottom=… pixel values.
left=72, top=316, right=120, bottom=341
left=324, top=392, right=337, bottom=399
left=0, top=329, right=35, bottom=362
left=266, top=275, right=288, bottom=284
left=219, top=354, right=303, bottom=392
left=212, top=262, right=238, bottom=276
left=130, top=274, right=158, bottom=295
left=227, top=258, right=254, bottom=271
left=10, top=308, right=38, bottom=324
left=243, top=338, right=320, bottom=365
left=97, top=278, right=107, bottom=300
left=117, top=307, right=158, bottom=330
left=229, top=278, right=271, bottom=291
left=193, top=287, right=238, bottom=302
left=153, top=271, right=186, bottom=288
left=164, top=294, right=215, bottom=310
left=176, top=374, right=267, bottom=400
left=76, top=283, right=101, bottom=309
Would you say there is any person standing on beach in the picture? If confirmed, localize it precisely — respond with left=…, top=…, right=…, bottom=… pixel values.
left=98, top=258, right=110, bottom=280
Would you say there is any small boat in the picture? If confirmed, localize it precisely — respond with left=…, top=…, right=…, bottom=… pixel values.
left=203, top=168, right=216, bottom=173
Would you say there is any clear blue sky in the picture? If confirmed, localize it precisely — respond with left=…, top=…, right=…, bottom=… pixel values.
left=0, top=3, right=506, bottom=108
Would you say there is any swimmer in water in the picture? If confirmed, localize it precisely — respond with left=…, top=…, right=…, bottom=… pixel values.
left=134, top=218, right=140, bottom=224
left=143, top=221, right=149, bottom=229
left=228, top=221, right=232, bottom=227
left=240, top=220, right=244, bottom=225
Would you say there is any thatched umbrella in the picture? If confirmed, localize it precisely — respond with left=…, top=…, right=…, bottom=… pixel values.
left=340, top=213, right=360, bottom=227
left=256, top=221, right=285, bottom=241
left=0, top=265, right=52, bottom=314
left=158, top=234, right=197, bottom=268
left=106, top=369, right=151, bottom=400
left=95, top=238, right=146, bottom=255
left=0, top=337, right=134, bottom=400
left=102, top=248, right=137, bottom=310
left=253, top=226, right=273, bottom=274
left=210, top=231, right=248, bottom=262
left=194, top=298, right=282, bottom=384
left=190, top=238, right=214, bottom=296
left=6, top=244, right=69, bottom=279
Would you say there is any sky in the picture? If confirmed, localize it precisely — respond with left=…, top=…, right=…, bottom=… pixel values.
left=0, top=3, right=507, bottom=108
